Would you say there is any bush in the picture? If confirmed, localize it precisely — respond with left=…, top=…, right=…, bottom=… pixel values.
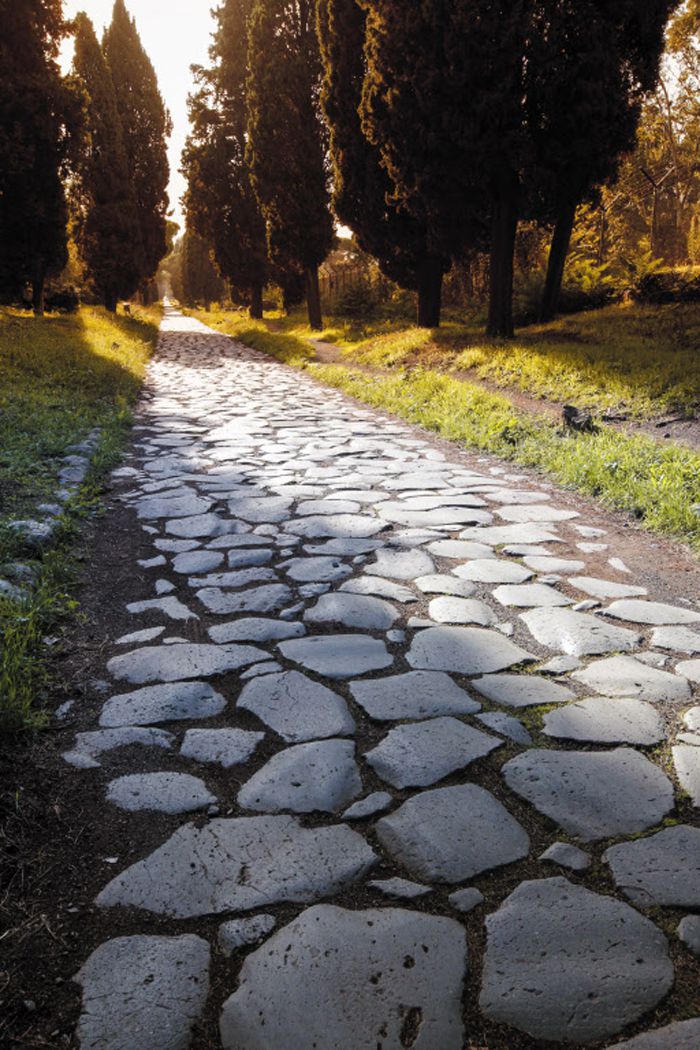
left=632, top=269, right=700, bottom=304
left=514, top=256, right=617, bottom=323
left=335, top=280, right=378, bottom=319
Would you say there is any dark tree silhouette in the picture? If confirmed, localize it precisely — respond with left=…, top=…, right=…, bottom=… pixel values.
left=72, top=12, right=142, bottom=311
left=182, top=0, right=267, bottom=319
left=0, top=0, right=78, bottom=314
left=180, top=228, right=225, bottom=309
left=246, top=0, right=334, bottom=330
left=317, top=0, right=448, bottom=327
left=104, top=0, right=171, bottom=292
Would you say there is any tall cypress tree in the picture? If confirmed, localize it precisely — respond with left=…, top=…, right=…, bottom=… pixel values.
left=72, top=12, right=142, bottom=311
left=0, top=0, right=77, bottom=313
left=246, top=0, right=334, bottom=330
left=182, top=0, right=267, bottom=318
left=317, top=0, right=448, bottom=327
left=180, top=228, right=225, bottom=309
left=104, top=0, right=171, bottom=289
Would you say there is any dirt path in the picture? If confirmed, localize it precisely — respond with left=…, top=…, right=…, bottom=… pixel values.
left=3, top=306, right=700, bottom=1050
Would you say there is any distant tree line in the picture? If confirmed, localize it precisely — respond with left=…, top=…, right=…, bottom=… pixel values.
left=0, top=0, right=170, bottom=315
left=183, top=0, right=680, bottom=335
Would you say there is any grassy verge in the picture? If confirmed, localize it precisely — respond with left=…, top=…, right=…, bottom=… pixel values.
left=0, top=304, right=160, bottom=730
left=196, top=301, right=700, bottom=420
left=192, top=305, right=700, bottom=553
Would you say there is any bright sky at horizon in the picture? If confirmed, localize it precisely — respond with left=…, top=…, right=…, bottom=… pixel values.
left=61, top=0, right=217, bottom=230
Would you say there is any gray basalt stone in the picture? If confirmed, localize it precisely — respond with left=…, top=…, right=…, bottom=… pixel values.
left=448, top=888, right=484, bottom=913
left=75, top=935, right=210, bottom=1050
left=285, top=514, right=387, bottom=539
left=427, top=539, right=495, bottom=559
left=340, top=576, right=417, bottom=603
left=651, top=625, right=700, bottom=652
left=503, top=748, right=674, bottom=841
left=218, top=916, right=276, bottom=955
left=62, top=727, right=174, bottom=769
left=196, top=584, right=292, bottom=614
left=237, top=739, right=362, bottom=813
left=472, top=673, right=573, bottom=709
left=603, top=600, right=700, bottom=625
left=479, top=877, right=673, bottom=1044
left=97, top=817, right=377, bottom=917
left=475, top=711, right=532, bottom=744
left=106, top=772, right=216, bottom=814
left=543, top=698, right=664, bottom=745
left=604, top=825, right=700, bottom=908
left=342, top=791, right=393, bottom=820
left=172, top=550, right=224, bottom=574
left=127, top=597, right=198, bottom=621
left=208, top=618, right=305, bottom=643
left=539, top=841, right=591, bottom=871
left=350, top=670, right=480, bottom=721
left=283, top=556, right=351, bottom=583
left=365, top=548, right=436, bottom=580
left=165, top=513, right=237, bottom=538
left=107, top=643, right=267, bottom=685
left=572, top=655, right=691, bottom=703
left=414, top=574, right=477, bottom=597
left=673, top=744, right=700, bottom=804
left=278, top=635, right=393, bottom=678
left=238, top=671, right=355, bottom=743
left=492, top=583, right=572, bottom=607
left=407, top=627, right=535, bottom=675
left=368, top=878, right=431, bottom=899
left=520, top=607, right=642, bottom=656
left=452, top=559, right=533, bottom=584
left=609, top=1019, right=700, bottom=1048
left=137, top=493, right=212, bottom=520
left=427, top=596, right=497, bottom=626
left=678, top=915, right=700, bottom=957
left=219, top=905, right=467, bottom=1050
left=180, top=728, right=264, bottom=768
left=304, top=592, right=399, bottom=630
left=569, top=576, right=647, bottom=599
left=365, top=717, right=500, bottom=789
left=100, top=682, right=226, bottom=728
left=376, top=784, right=530, bottom=883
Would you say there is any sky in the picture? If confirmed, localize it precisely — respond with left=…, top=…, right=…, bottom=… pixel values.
left=61, top=0, right=217, bottom=230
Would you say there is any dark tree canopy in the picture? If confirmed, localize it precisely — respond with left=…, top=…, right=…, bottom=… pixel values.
left=0, top=0, right=77, bottom=313
left=180, top=229, right=225, bottom=308
left=318, top=0, right=447, bottom=327
left=72, top=12, right=142, bottom=311
left=246, top=0, right=334, bottom=329
left=104, top=0, right=171, bottom=287
left=182, top=0, right=267, bottom=318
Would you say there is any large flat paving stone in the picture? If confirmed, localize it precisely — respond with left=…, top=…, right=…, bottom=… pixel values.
left=603, top=826, right=700, bottom=908
left=107, top=643, right=267, bottom=684
left=479, top=877, right=673, bottom=1044
left=521, top=607, right=642, bottom=656
left=502, top=748, right=674, bottom=841
left=569, top=576, right=647, bottom=599
left=106, top=772, right=216, bottom=814
left=304, top=592, right=399, bottom=630
left=219, top=905, right=467, bottom=1050
left=543, top=698, right=664, bottom=745
left=609, top=1019, right=700, bottom=1048
left=493, top=583, right=572, bottom=607
left=340, top=576, right=417, bottom=603
left=365, top=717, right=500, bottom=788
left=238, top=670, right=355, bottom=742
left=427, top=596, right=497, bottom=625
left=376, top=784, right=529, bottom=882
left=75, top=934, right=210, bottom=1050
left=472, top=673, right=573, bottom=708
left=651, top=625, right=700, bottom=652
left=407, top=627, right=535, bottom=675
left=100, top=682, right=226, bottom=727
left=572, top=655, right=691, bottom=703
left=452, top=559, right=533, bottom=584
left=283, top=555, right=351, bottom=583
left=97, top=816, right=377, bottom=917
left=62, top=727, right=174, bottom=769
left=496, top=504, right=578, bottom=523
left=196, top=584, right=292, bottom=614
left=349, top=670, right=481, bottom=721
left=208, top=618, right=305, bottom=643
left=237, top=739, right=362, bottom=813
left=180, top=728, right=264, bottom=768
left=414, top=574, right=476, bottom=597
left=673, top=744, right=700, bottom=805
left=365, top=548, right=436, bottom=580
left=278, top=635, right=393, bottom=678
left=603, top=600, right=700, bottom=625
left=137, top=492, right=212, bottom=520
left=285, top=514, right=387, bottom=538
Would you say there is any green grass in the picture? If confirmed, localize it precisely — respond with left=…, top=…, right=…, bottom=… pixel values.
left=0, top=304, right=160, bottom=731
left=192, top=303, right=700, bottom=554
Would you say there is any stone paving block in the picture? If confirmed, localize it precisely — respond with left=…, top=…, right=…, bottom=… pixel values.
left=349, top=670, right=481, bottom=721
left=603, top=600, right=700, bottom=625
left=106, top=772, right=216, bottom=814
left=365, top=717, right=500, bottom=788
left=278, top=634, right=393, bottom=678
left=473, top=673, right=573, bottom=709
left=543, top=697, right=664, bottom=745
left=521, top=607, right=642, bottom=656
left=107, top=643, right=267, bottom=685
left=604, top=825, right=700, bottom=908
left=180, top=728, right=264, bottom=768
left=304, top=591, right=399, bottom=630
left=608, top=1019, right=700, bottom=1048
left=238, top=670, right=355, bottom=742
left=572, top=655, right=691, bottom=703
left=100, top=682, right=226, bottom=727
left=237, top=739, right=362, bottom=813
left=407, top=627, right=535, bottom=675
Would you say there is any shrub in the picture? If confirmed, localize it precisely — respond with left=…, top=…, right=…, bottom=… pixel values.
left=632, top=269, right=700, bottom=304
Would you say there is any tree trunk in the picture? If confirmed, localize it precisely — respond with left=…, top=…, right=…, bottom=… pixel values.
left=105, top=291, right=118, bottom=313
left=486, top=186, right=518, bottom=338
left=305, top=266, right=322, bottom=331
left=539, top=201, right=577, bottom=323
left=416, top=256, right=443, bottom=328
left=250, top=282, right=264, bottom=320
left=32, top=262, right=46, bottom=317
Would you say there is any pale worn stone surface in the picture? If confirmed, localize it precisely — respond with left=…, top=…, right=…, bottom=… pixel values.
left=207, top=618, right=305, bottom=643
left=493, top=583, right=572, bottom=607
left=237, top=739, right=362, bottom=813
left=407, top=627, right=534, bottom=675
left=428, top=595, right=497, bottom=625
left=539, top=841, right=591, bottom=871
left=97, top=817, right=377, bottom=917
left=365, top=717, right=500, bottom=789
left=414, top=573, right=476, bottom=597
left=342, top=791, right=393, bottom=820
left=180, top=728, right=264, bottom=768
left=448, top=888, right=484, bottom=913
left=473, top=673, right=573, bottom=709
left=106, top=773, right=216, bottom=814
left=672, top=744, right=700, bottom=804
left=377, top=784, right=530, bottom=882
left=350, top=670, right=480, bottom=721
left=238, top=671, right=355, bottom=743
left=107, top=643, right=267, bottom=685
left=651, top=625, right=700, bottom=652
left=62, top=727, right=174, bottom=769
left=476, top=711, right=532, bottom=744
left=496, top=504, right=578, bottom=523
left=196, top=584, right=292, bottom=615
left=604, top=600, right=700, bottom=625
left=453, top=559, right=533, bottom=584
left=543, top=698, right=664, bottom=745
left=604, top=826, right=700, bottom=908
left=569, top=577, right=647, bottom=599
left=368, top=878, right=430, bottom=899
left=304, top=591, right=399, bottom=630
left=100, top=682, right=226, bottom=728
left=219, top=905, right=467, bottom=1050
left=521, top=607, right=642, bottom=656
left=678, top=916, right=700, bottom=957
left=218, top=916, right=276, bottom=955
left=340, top=575, right=417, bottom=602
left=609, top=1019, right=700, bottom=1048
left=572, top=655, right=691, bottom=703
left=503, top=748, right=674, bottom=841
left=278, top=635, right=393, bottom=678
left=480, top=877, right=673, bottom=1044
left=365, top=547, right=435, bottom=580
left=75, top=935, right=210, bottom=1050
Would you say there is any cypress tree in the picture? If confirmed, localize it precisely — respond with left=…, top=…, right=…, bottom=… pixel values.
left=246, top=0, right=334, bottom=330
left=104, top=0, right=171, bottom=290
left=181, top=228, right=225, bottom=309
left=71, top=12, right=142, bottom=311
left=317, top=0, right=448, bottom=327
left=182, top=0, right=267, bottom=319
left=0, top=0, right=77, bottom=313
